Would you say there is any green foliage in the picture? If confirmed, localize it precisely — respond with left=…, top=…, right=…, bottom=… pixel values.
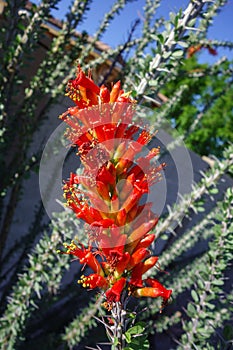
left=124, top=322, right=150, bottom=350
left=178, top=187, right=233, bottom=349
left=0, top=230, right=68, bottom=350
left=0, top=0, right=232, bottom=349
left=161, top=56, right=233, bottom=157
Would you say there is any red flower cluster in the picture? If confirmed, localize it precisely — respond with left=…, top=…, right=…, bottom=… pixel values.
left=187, top=43, right=217, bottom=58
left=60, top=66, right=172, bottom=311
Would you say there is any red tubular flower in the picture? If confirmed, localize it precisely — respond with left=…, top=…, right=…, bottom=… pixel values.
left=66, top=66, right=100, bottom=107
left=78, top=273, right=108, bottom=289
left=207, top=46, right=217, bottom=56
left=96, top=180, right=111, bottom=201
left=133, top=285, right=172, bottom=300
left=127, top=218, right=158, bottom=244
left=129, top=262, right=144, bottom=287
left=141, top=256, right=159, bottom=273
left=105, top=277, right=126, bottom=303
left=91, top=218, right=115, bottom=229
left=64, top=241, right=104, bottom=276
left=133, top=278, right=172, bottom=308
left=129, top=255, right=159, bottom=287
left=116, top=208, right=127, bottom=226
left=72, top=69, right=100, bottom=94
left=97, top=163, right=116, bottom=185
left=110, top=81, right=121, bottom=102
left=115, top=252, right=130, bottom=276
left=187, top=44, right=202, bottom=58
left=134, top=234, right=156, bottom=250
left=127, top=248, right=150, bottom=270
left=99, top=228, right=124, bottom=253
left=79, top=251, right=104, bottom=276
left=123, top=189, right=145, bottom=213
left=100, top=86, right=110, bottom=103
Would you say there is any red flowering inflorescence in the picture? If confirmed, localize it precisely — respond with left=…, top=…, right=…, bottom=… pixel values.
left=59, top=66, right=172, bottom=311
left=187, top=43, right=217, bottom=58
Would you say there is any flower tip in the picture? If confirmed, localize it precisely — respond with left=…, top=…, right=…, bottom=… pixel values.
left=166, top=289, right=172, bottom=300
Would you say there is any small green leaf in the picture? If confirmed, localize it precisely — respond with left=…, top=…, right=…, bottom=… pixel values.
left=197, top=279, right=204, bottom=289
left=149, top=80, right=158, bottom=87
left=205, top=302, right=215, bottom=310
left=124, top=336, right=150, bottom=350
left=126, top=322, right=145, bottom=335
left=209, top=187, right=219, bottom=194
left=174, top=14, right=179, bottom=27
left=187, top=303, right=196, bottom=315
left=191, top=290, right=199, bottom=303
left=197, top=327, right=211, bottom=337
left=34, top=282, right=41, bottom=298
left=157, top=33, right=165, bottom=44
left=226, top=187, right=233, bottom=197
left=188, top=18, right=196, bottom=27
left=113, top=337, right=119, bottom=346
left=17, top=22, right=26, bottom=31
left=131, top=337, right=150, bottom=349
left=163, top=51, right=171, bottom=59
left=169, top=12, right=176, bottom=23
left=197, top=206, right=205, bottom=212
left=177, top=41, right=189, bottom=48
left=172, top=50, right=184, bottom=58
left=212, top=279, right=224, bottom=286
left=125, top=331, right=131, bottom=344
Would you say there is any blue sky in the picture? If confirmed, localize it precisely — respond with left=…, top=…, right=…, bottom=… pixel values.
left=36, top=0, right=233, bottom=63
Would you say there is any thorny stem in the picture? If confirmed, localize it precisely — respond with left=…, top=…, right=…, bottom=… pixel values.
left=135, top=0, right=205, bottom=97
left=111, top=301, right=126, bottom=350
left=0, top=182, right=21, bottom=261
